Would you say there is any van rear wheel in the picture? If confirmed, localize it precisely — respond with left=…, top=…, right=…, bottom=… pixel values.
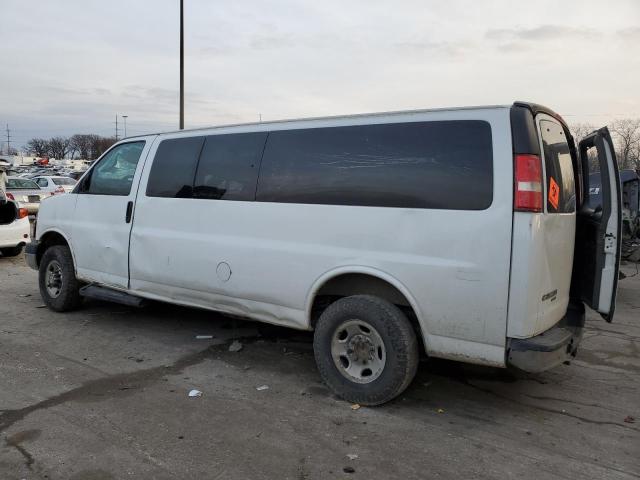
left=313, top=295, right=419, bottom=406
left=39, top=245, right=82, bottom=312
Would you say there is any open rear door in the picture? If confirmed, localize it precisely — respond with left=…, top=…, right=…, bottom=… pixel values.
left=572, top=127, right=622, bottom=322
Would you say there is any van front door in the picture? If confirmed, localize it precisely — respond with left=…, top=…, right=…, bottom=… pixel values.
left=72, top=139, right=152, bottom=288
left=572, top=127, right=621, bottom=322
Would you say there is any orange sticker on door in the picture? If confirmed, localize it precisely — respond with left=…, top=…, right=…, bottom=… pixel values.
left=548, top=177, right=560, bottom=210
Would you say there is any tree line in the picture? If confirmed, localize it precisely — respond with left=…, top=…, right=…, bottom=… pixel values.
left=25, top=134, right=117, bottom=160
left=571, top=119, right=640, bottom=171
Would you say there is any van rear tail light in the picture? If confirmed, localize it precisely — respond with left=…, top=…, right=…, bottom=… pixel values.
left=18, top=208, right=29, bottom=219
left=514, top=154, right=543, bottom=212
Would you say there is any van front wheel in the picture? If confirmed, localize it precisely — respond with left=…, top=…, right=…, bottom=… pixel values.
left=313, top=295, right=419, bottom=406
left=38, top=245, right=82, bottom=312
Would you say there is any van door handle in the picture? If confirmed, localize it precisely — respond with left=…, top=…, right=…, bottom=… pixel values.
left=125, top=201, right=134, bottom=223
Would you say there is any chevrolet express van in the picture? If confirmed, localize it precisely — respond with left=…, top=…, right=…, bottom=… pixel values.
left=25, top=102, right=621, bottom=405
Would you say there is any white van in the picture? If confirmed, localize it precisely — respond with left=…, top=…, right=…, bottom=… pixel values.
left=25, top=102, right=621, bottom=405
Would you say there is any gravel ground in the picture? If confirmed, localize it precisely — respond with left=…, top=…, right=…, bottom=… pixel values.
left=1, top=256, right=638, bottom=480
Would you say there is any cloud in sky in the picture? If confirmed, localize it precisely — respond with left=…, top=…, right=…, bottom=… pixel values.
left=1, top=0, right=639, bottom=148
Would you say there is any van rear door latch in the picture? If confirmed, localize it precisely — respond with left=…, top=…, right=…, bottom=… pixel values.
left=604, top=233, right=616, bottom=253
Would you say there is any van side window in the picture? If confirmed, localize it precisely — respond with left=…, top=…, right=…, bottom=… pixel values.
left=79, top=141, right=145, bottom=196
left=540, top=120, right=576, bottom=213
left=146, top=137, right=204, bottom=198
left=256, top=121, right=493, bottom=210
left=193, top=132, right=267, bottom=201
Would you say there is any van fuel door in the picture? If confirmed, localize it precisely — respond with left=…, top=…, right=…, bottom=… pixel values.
left=572, top=127, right=622, bottom=322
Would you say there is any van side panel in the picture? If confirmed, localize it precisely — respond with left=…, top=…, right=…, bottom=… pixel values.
left=128, top=108, right=514, bottom=367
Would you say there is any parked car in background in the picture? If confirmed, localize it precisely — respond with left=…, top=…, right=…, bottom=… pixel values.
left=32, top=176, right=77, bottom=194
left=5, top=177, right=47, bottom=214
left=0, top=198, right=30, bottom=257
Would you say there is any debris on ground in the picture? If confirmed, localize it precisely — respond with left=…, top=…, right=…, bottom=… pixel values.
left=256, top=385, right=269, bottom=391
left=343, top=466, right=355, bottom=474
left=188, top=389, right=203, bottom=397
left=624, top=415, right=635, bottom=423
left=17, top=294, right=31, bottom=297
left=36, top=304, right=46, bottom=308
left=228, top=340, right=243, bottom=352
left=346, top=454, right=358, bottom=460
left=436, top=408, right=445, bottom=414
left=195, top=335, right=213, bottom=339
left=350, top=404, right=361, bottom=411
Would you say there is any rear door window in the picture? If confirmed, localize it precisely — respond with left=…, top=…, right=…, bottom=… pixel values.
left=146, top=137, right=204, bottom=198
left=193, top=132, right=267, bottom=201
left=540, top=120, right=576, bottom=213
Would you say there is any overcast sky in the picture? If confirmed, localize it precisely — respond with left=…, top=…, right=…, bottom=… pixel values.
left=1, top=0, right=639, bottom=149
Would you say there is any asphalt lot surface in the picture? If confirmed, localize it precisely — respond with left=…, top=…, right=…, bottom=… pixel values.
left=1, top=256, right=639, bottom=480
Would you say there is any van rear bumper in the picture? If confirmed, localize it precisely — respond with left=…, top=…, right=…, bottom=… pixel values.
left=506, top=303, right=585, bottom=373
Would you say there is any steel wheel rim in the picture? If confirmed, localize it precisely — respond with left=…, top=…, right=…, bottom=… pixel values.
left=45, top=260, right=63, bottom=298
left=331, top=319, right=386, bottom=384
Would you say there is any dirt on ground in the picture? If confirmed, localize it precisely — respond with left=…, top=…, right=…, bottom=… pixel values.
left=1, top=256, right=639, bottom=479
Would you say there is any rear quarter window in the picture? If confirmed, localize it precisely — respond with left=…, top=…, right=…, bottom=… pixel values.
left=256, top=120, right=493, bottom=210
left=540, top=120, right=576, bottom=213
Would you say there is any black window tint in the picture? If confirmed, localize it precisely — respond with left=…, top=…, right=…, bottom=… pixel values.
left=540, top=120, right=576, bottom=213
left=80, top=141, right=145, bottom=196
left=193, top=132, right=267, bottom=201
left=256, top=121, right=493, bottom=209
left=146, top=137, right=204, bottom=198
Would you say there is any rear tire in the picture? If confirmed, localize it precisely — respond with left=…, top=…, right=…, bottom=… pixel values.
left=0, top=245, right=23, bottom=257
left=39, top=245, right=82, bottom=312
left=313, top=295, right=419, bottom=406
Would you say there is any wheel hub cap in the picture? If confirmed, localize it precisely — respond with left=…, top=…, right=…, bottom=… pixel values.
left=331, top=319, right=386, bottom=384
left=45, top=260, right=63, bottom=298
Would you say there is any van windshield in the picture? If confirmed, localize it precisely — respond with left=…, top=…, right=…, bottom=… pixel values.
left=540, top=120, right=576, bottom=213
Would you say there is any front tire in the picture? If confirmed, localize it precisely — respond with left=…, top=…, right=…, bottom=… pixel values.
left=0, top=245, right=23, bottom=257
left=39, top=245, right=82, bottom=312
left=313, top=295, right=419, bottom=406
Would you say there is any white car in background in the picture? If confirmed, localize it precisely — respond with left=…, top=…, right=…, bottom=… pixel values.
left=32, top=176, right=77, bottom=194
left=5, top=177, right=48, bottom=215
left=0, top=199, right=30, bottom=257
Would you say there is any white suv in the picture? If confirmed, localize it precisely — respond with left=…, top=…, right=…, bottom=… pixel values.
left=25, top=102, right=622, bottom=405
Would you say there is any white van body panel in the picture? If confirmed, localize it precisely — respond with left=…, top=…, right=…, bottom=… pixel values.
left=128, top=107, right=514, bottom=367
left=507, top=114, right=576, bottom=338
left=598, top=139, right=619, bottom=313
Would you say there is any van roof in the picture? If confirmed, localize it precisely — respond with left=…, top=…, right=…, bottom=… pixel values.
left=124, top=101, right=565, bottom=140
left=125, top=103, right=516, bottom=140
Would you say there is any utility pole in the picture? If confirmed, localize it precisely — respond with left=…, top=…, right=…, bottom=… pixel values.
left=115, top=114, right=119, bottom=141
left=179, top=0, right=184, bottom=130
left=122, top=115, right=128, bottom=137
left=5, top=124, right=11, bottom=155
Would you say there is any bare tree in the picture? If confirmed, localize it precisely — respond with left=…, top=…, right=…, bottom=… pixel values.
left=70, top=134, right=94, bottom=160
left=570, top=123, right=599, bottom=173
left=610, top=119, right=640, bottom=170
left=25, top=138, right=50, bottom=157
left=47, top=136, right=71, bottom=160
left=92, top=136, right=117, bottom=159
